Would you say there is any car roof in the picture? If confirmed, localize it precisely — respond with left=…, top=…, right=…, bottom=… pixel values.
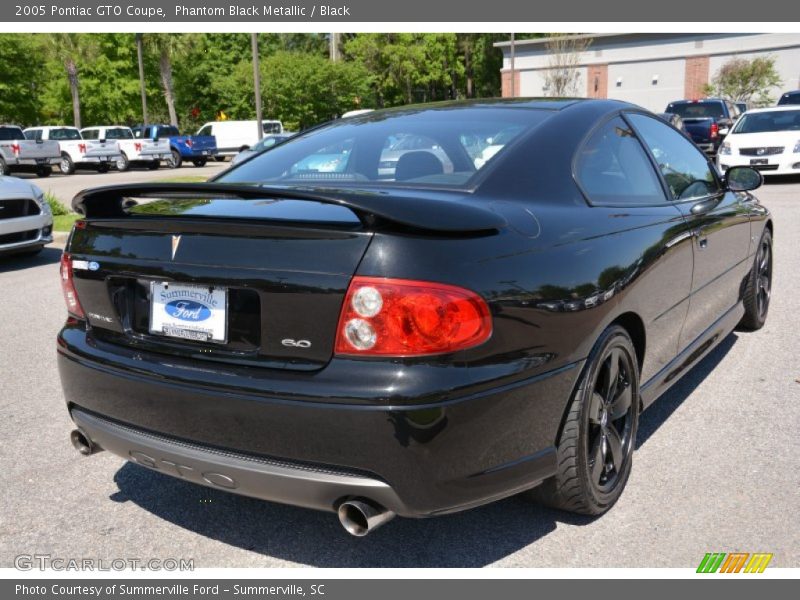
left=741, top=106, right=800, bottom=114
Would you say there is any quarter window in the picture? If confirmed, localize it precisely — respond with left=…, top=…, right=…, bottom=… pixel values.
left=627, top=113, right=720, bottom=201
left=575, top=116, right=666, bottom=205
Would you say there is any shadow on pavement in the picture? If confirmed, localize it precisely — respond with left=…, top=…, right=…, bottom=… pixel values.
left=637, top=333, right=737, bottom=448
left=110, top=332, right=740, bottom=567
left=0, top=246, right=62, bottom=273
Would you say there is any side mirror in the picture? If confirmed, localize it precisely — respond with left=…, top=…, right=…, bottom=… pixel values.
left=725, top=166, right=763, bottom=192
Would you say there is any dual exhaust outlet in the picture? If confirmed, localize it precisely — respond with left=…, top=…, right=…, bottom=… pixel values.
left=70, top=429, right=395, bottom=536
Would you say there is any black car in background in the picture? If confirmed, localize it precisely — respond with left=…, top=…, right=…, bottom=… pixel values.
left=777, top=90, right=800, bottom=105
left=58, top=100, right=772, bottom=536
left=665, top=98, right=740, bottom=154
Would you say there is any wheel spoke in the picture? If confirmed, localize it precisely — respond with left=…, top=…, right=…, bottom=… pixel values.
left=759, top=246, right=770, bottom=272
left=603, top=349, right=620, bottom=400
left=759, top=275, right=770, bottom=296
left=605, top=426, right=624, bottom=470
left=590, top=434, right=605, bottom=483
left=589, top=392, right=605, bottom=425
left=609, top=384, right=632, bottom=420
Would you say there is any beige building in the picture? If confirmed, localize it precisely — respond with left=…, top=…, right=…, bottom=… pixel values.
left=496, top=33, right=800, bottom=111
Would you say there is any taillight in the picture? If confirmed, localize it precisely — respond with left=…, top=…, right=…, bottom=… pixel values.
left=335, top=277, right=492, bottom=357
left=710, top=122, right=719, bottom=139
left=11, top=143, right=20, bottom=156
left=59, top=253, right=85, bottom=318
left=185, top=139, right=193, bottom=147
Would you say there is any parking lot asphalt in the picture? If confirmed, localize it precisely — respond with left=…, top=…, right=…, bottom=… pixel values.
left=0, top=177, right=798, bottom=568
left=12, top=161, right=228, bottom=209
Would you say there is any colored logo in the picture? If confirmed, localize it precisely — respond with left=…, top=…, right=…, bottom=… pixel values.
left=165, top=300, right=211, bottom=322
left=697, top=552, right=773, bottom=573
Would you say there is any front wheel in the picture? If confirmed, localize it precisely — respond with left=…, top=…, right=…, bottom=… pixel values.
left=531, top=325, right=640, bottom=515
left=116, top=153, right=130, bottom=172
left=738, top=228, right=772, bottom=331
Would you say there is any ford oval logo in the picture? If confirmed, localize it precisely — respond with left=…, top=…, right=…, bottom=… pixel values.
left=165, top=300, right=211, bottom=322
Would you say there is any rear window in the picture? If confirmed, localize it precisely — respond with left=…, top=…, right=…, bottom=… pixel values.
left=262, top=122, right=282, bottom=134
left=105, top=128, right=134, bottom=140
left=0, top=127, right=24, bottom=141
left=49, top=128, right=82, bottom=141
left=666, top=101, right=726, bottom=120
left=733, top=110, right=800, bottom=133
left=158, top=126, right=180, bottom=137
left=778, top=92, right=800, bottom=106
left=218, top=107, right=550, bottom=189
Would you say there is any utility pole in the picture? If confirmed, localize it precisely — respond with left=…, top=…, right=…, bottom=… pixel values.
left=252, top=33, right=263, bottom=141
left=329, top=32, right=340, bottom=62
left=509, top=33, right=516, bottom=98
left=136, top=33, right=148, bottom=124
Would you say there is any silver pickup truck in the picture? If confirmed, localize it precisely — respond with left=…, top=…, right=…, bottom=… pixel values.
left=0, top=125, right=61, bottom=178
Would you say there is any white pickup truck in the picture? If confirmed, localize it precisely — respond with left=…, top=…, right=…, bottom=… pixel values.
left=0, top=125, right=60, bottom=178
left=80, top=125, right=170, bottom=171
left=24, top=126, right=122, bottom=175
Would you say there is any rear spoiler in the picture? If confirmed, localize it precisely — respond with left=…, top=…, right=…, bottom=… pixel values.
left=71, top=183, right=507, bottom=234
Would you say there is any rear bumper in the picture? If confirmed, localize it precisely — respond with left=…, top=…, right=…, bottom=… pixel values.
left=58, top=324, right=580, bottom=517
left=79, top=154, right=122, bottom=164
left=71, top=408, right=404, bottom=515
left=9, top=157, right=59, bottom=167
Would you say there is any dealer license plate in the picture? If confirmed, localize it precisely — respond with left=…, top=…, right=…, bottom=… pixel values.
left=149, top=281, right=227, bottom=343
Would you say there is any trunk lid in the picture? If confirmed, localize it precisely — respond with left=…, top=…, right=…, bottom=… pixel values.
left=67, top=183, right=504, bottom=370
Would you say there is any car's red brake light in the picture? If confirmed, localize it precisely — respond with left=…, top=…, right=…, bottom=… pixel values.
left=335, top=277, right=492, bottom=357
left=59, top=253, right=85, bottom=319
left=710, top=122, right=719, bottom=139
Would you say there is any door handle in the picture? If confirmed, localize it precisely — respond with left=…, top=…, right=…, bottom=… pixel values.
left=697, top=233, right=708, bottom=249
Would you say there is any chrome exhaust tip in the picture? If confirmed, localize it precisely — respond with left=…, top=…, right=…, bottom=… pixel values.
left=337, top=499, right=395, bottom=537
left=70, top=429, right=99, bottom=455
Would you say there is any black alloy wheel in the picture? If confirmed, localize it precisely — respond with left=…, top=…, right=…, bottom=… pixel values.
left=739, top=228, right=772, bottom=330
left=532, top=325, right=639, bottom=515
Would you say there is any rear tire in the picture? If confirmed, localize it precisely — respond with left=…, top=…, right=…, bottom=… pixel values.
left=214, top=155, right=226, bottom=162
left=60, top=153, right=75, bottom=175
left=169, top=149, right=182, bottom=169
left=0, top=156, right=8, bottom=176
left=738, top=228, right=772, bottom=331
left=531, top=325, right=640, bottom=516
left=192, top=158, right=207, bottom=167
left=116, top=153, right=130, bottom=172
left=147, top=160, right=160, bottom=170
left=97, top=162, right=110, bottom=174
left=36, top=166, right=52, bottom=178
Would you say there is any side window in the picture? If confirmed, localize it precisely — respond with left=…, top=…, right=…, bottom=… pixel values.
left=627, top=113, right=721, bottom=201
left=575, top=116, right=666, bottom=205
left=198, top=125, right=211, bottom=136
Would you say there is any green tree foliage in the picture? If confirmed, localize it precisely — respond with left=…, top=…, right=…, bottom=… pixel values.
left=0, top=34, right=45, bottom=124
left=703, top=56, right=782, bottom=106
left=1, top=33, right=511, bottom=130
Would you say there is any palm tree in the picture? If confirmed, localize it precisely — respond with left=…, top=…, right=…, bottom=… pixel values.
left=46, top=33, right=94, bottom=128
left=147, top=34, right=191, bottom=127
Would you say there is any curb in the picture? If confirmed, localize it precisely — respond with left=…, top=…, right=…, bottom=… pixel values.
left=53, top=231, right=70, bottom=245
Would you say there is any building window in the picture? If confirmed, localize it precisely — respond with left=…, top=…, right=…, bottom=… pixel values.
left=616, top=77, right=623, bottom=87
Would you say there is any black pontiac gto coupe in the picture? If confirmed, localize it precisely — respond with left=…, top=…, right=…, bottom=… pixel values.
left=58, top=100, right=772, bottom=536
